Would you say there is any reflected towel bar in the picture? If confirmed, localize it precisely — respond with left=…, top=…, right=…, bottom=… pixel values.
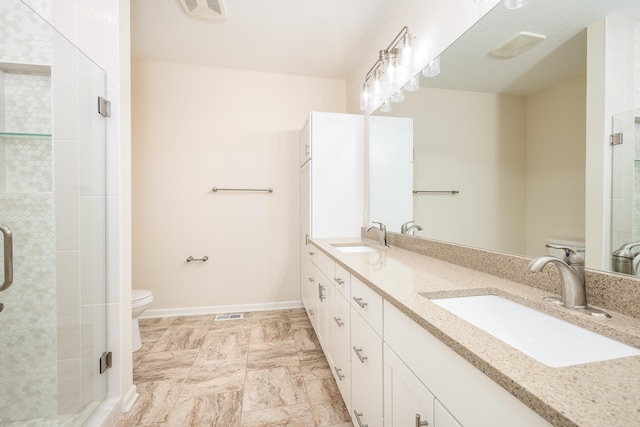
left=413, top=190, right=459, bottom=195
left=212, top=187, right=273, bottom=193
left=187, top=256, right=209, bottom=263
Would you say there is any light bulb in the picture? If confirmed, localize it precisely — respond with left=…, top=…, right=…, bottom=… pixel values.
left=404, top=74, right=420, bottom=92
left=384, top=53, right=397, bottom=86
left=371, top=70, right=383, bottom=102
left=422, top=56, right=441, bottom=77
left=380, top=100, right=392, bottom=113
left=359, top=83, right=370, bottom=111
left=391, top=89, right=405, bottom=103
left=399, top=33, right=414, bottom=74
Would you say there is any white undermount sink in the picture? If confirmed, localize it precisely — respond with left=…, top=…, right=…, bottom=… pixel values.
left=331, top=243, right=379, bottom=253
left=431, top=295, right=640, bottom=367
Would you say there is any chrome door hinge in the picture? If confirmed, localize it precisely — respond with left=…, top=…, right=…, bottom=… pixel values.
left=610, top=133, right=623, bottom=146
left=98, top=96, right=111, bottom=117
left=99, top=351, right=112, bottom=374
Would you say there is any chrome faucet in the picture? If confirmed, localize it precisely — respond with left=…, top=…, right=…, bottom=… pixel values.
left=528, top=244, right=610, bottom=318
left=611, top=242, right=640, bottom=275
left=401, top=221, right=423, bottom=235
left=366, top=221, right=389, bottom=248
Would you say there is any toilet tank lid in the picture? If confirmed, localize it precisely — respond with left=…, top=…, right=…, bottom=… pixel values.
left=132, top=289, right=153, bottom=301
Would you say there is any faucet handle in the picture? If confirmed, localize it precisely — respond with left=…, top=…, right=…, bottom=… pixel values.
left=545, top=243, right=584, bottom=265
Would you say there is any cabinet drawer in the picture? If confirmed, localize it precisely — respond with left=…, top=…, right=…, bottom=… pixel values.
left=309, top=247, right=334, bottom=281
left=352, top=367, right=382, bottom=427
left=351, top=276, right=383, bottom=336
left=333, top=263, right=351, bottom=298
left=351, top=308, right=383, bottom=411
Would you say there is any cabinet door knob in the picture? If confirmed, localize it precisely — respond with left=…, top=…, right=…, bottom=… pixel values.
left=307, top=277, right=315, bottom=283
left=334, top=277, right=344, bottom=285
left=353, top=346, right=368, bottom=363
left=353, top=410, right=368, bottom=427
left=308, top=251, right=315, bottom=256
left=353, top=296, right=368, bottom=308
left=334, top=366, right=345, bottom=380
left=416, top=414, right=429, bottom=427
left=333, top=316, right=344, bottom=327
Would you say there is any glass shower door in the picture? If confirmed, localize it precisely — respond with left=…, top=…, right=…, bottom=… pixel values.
left=0, top=0, right=108, bottom=424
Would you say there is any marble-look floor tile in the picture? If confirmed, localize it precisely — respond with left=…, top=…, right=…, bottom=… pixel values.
left=168, top=314, right=215, bottom=330
left=293, top=327, right=322, bottom=352
left=118, top=378, right=184, bottom=426
left=250, top=318, right=293, bottom=344
left=164, top=390, right=243, bottom=427
left=139, top=326, right=170, bottom=346
left=151, top=327, right=207, bottom=352
left=299, top=350, right=333, bottom=381
left=247, top=340, right=299, bottom=370
left=240, top=403, right=316, bottom=427
left=289, top=311, right=312, bottom=330
left=245, top=309, right=289, bottom=320
left=139, top=317, right=173, bottom=329
left=134, top=349, right=198, bottom=382
left=180, top=358, right=246, bottom=397
left=195, top=328, right=250, bottom=364
left=243, top=366, right=307, bottom=411
left=307, top=379, right=351, bottom=426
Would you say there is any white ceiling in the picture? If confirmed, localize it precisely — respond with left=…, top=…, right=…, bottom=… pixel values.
left=130, top=0, right=397, bottom=79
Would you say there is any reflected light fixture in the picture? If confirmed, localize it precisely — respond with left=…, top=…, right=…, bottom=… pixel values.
left=391, top=89, right=405, bottom=103
left=380, top=100, right=392, bottom=112
left=422, top=56, right=441, bottom=77
left=503, top=0, right=531, bottom=10
left=404, top=74, right=420, bottom=92
left=359, top=26, right=414, bottom=111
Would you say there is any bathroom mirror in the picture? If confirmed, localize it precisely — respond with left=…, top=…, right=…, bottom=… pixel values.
left=369, top=0, right=640, bottom=265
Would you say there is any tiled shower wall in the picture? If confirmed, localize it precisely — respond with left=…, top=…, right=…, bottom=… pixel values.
left=0, top=11, right=57, bottom=424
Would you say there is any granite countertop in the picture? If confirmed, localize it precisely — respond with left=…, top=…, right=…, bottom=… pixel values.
left=311, top=237, right=640, bottom=427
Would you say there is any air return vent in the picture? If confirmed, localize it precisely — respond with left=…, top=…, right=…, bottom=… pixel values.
left=178, top=0, right=227, bottom=20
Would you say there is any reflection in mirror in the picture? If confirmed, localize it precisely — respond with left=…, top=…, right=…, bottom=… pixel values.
left=611, top=108, right=640, bottom=277
left=369, top=0, right=640, bottom=265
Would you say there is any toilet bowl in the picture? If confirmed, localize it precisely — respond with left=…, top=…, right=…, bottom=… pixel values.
left=132, top=289, right=153, bottom=352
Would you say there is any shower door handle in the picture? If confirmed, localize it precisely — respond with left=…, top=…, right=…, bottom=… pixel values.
left=0, top=224, right=14, bottom=292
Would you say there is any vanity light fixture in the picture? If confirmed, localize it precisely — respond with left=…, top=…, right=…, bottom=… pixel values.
left=380, top=100, right=392, bottom=112
left=391, top=88, right=405, bottom=103
left=359, top=26, right=415, bottom=111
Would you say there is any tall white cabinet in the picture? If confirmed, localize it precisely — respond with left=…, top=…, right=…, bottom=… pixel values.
left=300, top=111, right=364, bottom=241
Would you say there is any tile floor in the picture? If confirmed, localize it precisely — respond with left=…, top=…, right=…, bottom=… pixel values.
left=116, top=309, right=353, bottom=427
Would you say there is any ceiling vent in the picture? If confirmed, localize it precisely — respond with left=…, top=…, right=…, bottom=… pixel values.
left=178, top=0, right=227, bottom=20
left=489, top=32, right=546, bottom=59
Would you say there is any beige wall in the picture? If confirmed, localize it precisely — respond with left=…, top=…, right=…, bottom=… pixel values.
left=395, top=88, right=528, bottom=254
left=132, top=60, right=346, bottom=311
left=525, top=74, right=586, bottom=257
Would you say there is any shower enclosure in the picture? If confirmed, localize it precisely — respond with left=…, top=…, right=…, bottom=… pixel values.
left=0, top=0, right=109, bottom=424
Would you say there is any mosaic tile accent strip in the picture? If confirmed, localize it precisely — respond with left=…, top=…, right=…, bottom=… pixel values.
left=0, top=0, right=52, bottom=65
left=0, top=193, right=57, bottom=422
left=4, top=72, right=51, bottom=134
left=4, top=136, right=52, bottom=193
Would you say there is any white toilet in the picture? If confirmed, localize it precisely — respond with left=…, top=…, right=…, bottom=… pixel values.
left=132, top=289, right=154, bottom=352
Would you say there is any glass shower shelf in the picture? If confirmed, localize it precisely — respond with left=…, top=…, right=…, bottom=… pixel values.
left=0, top=131, right=52, bottom=139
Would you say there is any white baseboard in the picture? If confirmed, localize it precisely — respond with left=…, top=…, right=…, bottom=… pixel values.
left=141, top=300, right=304, bottom=319
left=122, top=385, right=139, bottom=413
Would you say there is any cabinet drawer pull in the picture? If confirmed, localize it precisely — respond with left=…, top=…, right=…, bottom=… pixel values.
left=334, top=366, right=345, bottom=380
left=308, top=309, right=314, bottom=316
left=416, top=414, right=428, bottom=427
left=353, top=346, right=368, bottom=363
left=319, top=284, right=326, bottom=301
left=353, top=410, right=369, bottom=427
left=307, top=277, right=315, bottom=283
left=353, top=296, right=368, bottom=308
left=333, top=316, right=344, bottom=327
left=334, top=277, right=344, bottom=285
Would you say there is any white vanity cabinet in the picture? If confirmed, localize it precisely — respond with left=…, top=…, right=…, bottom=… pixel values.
left=383, top=344, right=435, bottom=427
left=384, top=301, right=550, bottom=427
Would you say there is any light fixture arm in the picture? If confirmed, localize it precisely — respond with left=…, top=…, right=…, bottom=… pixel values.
left=364, top=26, right=410, bottom=84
